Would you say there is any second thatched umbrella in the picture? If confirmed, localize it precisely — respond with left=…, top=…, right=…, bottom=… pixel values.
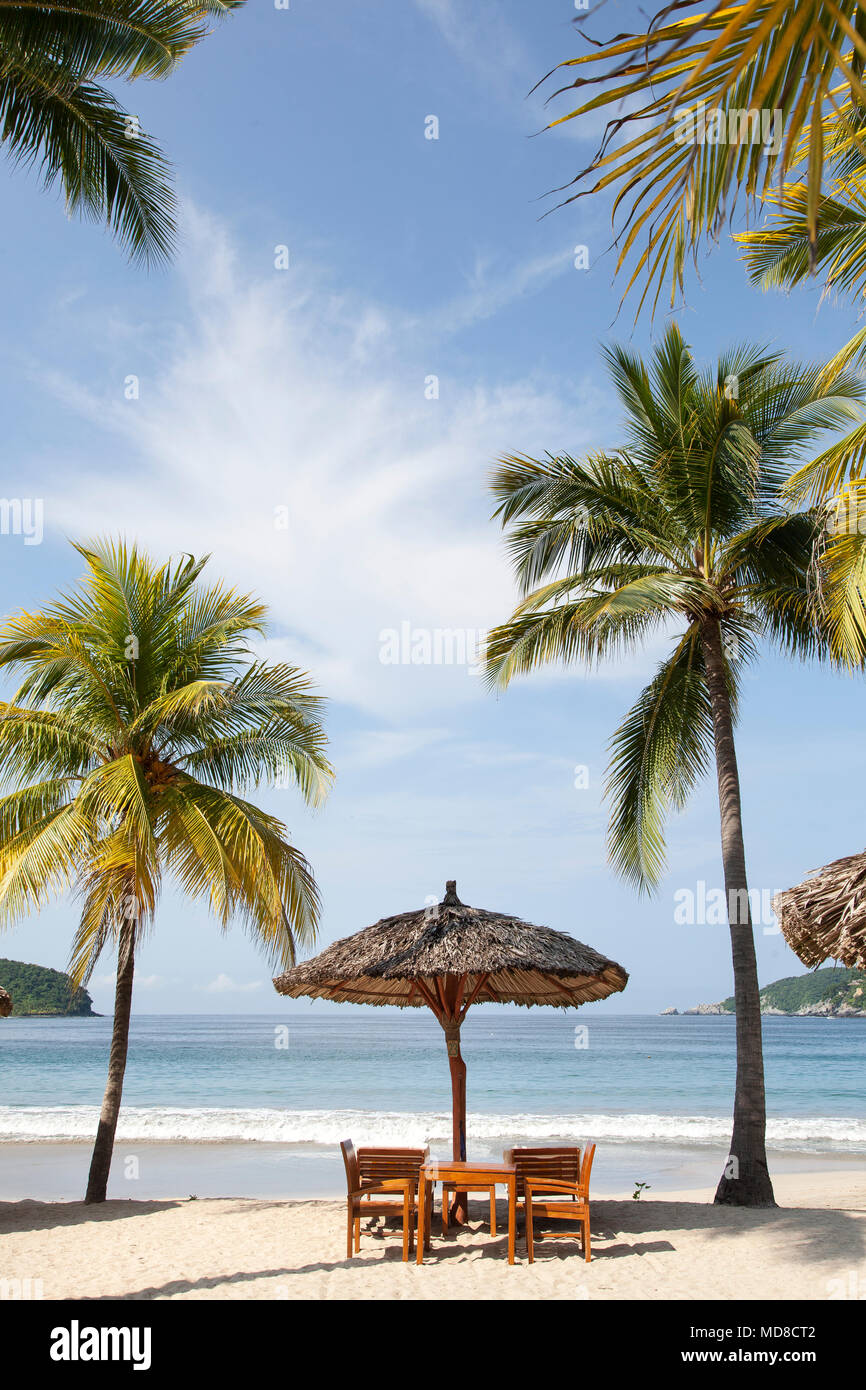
left=273, top=879, right=627, bottom=1221
left=0, top=986, right=11, bottom=1018
left=774, top=851, right=866, bottom=969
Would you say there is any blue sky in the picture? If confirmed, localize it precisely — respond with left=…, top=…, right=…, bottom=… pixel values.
left=0, top=0, right=863, bottom=1015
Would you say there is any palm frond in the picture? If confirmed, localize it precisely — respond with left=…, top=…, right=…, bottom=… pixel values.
left=485, top=568, right=714, bottom=686
left=606, top=630, right=716, bottom=892
left=822, top=520, right=866, bottom=662
left=0, top=0, right=244, bottom=262
left=0, top=536, right=328, bottom=977
left=160, top=779, right=320, bottom=968
left=0, top=802, right=94, bottom=925
left=788, top=416, right=866, bottom=500
left=738, top=184, right=866, bottom=297
left=539, top=3, right=866, bottom=315
left=0, top=704, right=103, bottom=781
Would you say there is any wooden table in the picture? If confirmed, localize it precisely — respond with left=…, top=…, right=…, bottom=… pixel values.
left=416, top=1160, right=517, bottom=1264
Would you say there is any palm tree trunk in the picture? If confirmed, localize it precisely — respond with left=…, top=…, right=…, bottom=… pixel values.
left=85, top=921, right=135, bottom=1203
left=700, top=618, right=775, bottom=1207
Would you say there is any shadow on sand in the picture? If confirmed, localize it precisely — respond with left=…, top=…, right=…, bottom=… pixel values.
left=0, top=1196, right=289, bottom=1236
left=2, top=1191, right=863, bottom=1297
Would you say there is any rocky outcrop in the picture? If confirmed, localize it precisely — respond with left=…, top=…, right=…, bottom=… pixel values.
left=683, top=996, right=866, bottom=1017
left=667, top=967, right=866, bottom=1017
left=796, top=999, right=866, bottom=1017
left=659, top=1006, right=679, bottom=1015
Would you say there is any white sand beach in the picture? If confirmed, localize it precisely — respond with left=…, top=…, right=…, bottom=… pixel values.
left=2, top=1170, right=863, bottom=1301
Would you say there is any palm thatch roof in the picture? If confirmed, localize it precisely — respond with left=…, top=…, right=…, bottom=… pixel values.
left=0, top=986, right=11, bottom=1017
left=273, top=881, right=628, bottom=1008
left=774, top=852, right=866, bottom=969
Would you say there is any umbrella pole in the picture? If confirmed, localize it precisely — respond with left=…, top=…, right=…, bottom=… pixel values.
left=444, top=1019, right=469, bottom=1224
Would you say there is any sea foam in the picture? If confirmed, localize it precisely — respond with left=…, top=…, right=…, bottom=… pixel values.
left=0, top=1106, right=863, bottom=1152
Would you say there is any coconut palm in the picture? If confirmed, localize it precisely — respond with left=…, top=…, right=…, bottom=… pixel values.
left=0, top=539, right=332, bottom=1202
left=538, top=3, right=866, bottom=315
left=0, top=0, right=243, bottom=264
left=485, top=325, right=863, bottom=1206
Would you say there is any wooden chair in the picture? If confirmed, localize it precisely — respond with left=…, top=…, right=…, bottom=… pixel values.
left=358, top=1144, right=432, bottom=1249
left=504, top=1145, right=582, bottom=1224
left=525, top=1142, right=596, bottom=1263
left=340, top=1140, right=430, bottom=1262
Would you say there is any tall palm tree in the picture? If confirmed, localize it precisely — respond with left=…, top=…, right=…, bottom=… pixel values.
left=485, top=325, right=863, bottom=1206
left=537, top=2, right=866, bottom=315
left=0, top=539, right=332, bottom=1202
left=0, top=0, right=243, bottom=264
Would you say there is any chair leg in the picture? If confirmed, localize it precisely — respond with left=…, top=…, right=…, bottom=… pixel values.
left=354, top=1216, right=361, bottom=1253
left=347, top=1202, right=354, bottom=1259
left=425, top=1185, right=432, bottom=1249
left=584, top=1211, right=591, bottom=1262
left=489, top=1187, right=496, bottom=1236
left=400, top=1184, right=411, bottom=1262
left=526, top=1192, right=535, bottom=1264
left=442, top=1185, right=449, bottom=1232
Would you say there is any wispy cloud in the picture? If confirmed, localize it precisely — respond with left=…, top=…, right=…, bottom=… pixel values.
left=413, top=0, right=628, bottom=147
left=339, top=728, right=452, bottom=769
left=414, top=0, right=534, bottom=105
left=430, top=248, right=573, bottom=335
left=197, top=974, right=264, bottom=994
left=39, top=206, right=617, bottom=719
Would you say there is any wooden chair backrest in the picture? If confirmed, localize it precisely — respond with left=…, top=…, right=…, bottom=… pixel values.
left=579, top=1142, right=596, bottom=1195
left=340, top=1139, right=361, bottom=1195
left=508, top=1145, right=583, bottom=1200
left=505, top=1145, right=582, bottom=1197
left=357, top=1146, right=428, bottom=1185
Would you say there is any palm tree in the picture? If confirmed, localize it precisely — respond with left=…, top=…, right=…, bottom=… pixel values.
left=0, top=539, right=332, bottom=1202
left=537, top=3, right=865, bottom=315
left=485, top=325, right=863, bottom=1206
left=0, top=0, right=243, bottom=264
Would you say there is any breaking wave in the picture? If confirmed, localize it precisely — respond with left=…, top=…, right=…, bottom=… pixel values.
left=0, top=1106, right=863, bottom=1152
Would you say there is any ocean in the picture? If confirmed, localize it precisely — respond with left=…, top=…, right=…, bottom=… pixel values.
left=1, top=1011, right=864, bottom=1200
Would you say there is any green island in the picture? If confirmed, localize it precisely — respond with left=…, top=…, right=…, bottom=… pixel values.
left=670, top=968, right=866, bottom=1017
left=0, top=958, right=97, bottom=1017
left=727, top=968, right=866, bottom=1016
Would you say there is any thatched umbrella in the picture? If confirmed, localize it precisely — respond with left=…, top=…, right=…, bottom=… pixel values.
left=774, top=852, right=866, bottom=969
left=0, top=986, right=11, bottom=1017
left=273, top=879, right=627, bottom=1221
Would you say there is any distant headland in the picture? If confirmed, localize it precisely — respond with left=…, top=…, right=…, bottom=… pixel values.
left=661, top=967, right=866, bottom=1017
left=0, top=958, right=98, bottom=1017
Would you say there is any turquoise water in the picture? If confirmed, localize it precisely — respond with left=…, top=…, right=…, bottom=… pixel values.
left=1, top=1011, right=864, bottom=1153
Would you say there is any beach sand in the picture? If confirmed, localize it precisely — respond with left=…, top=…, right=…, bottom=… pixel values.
left=1, top=1170, right=864, bottom=1300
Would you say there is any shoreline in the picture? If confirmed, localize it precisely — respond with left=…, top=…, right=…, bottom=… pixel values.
left=0, top=1139, right=860, bottom=1203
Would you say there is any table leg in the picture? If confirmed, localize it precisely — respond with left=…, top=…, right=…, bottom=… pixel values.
left=416, top=1170, right=427, bottom=1265
left=507, top=1176, right=515, bottom=1264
